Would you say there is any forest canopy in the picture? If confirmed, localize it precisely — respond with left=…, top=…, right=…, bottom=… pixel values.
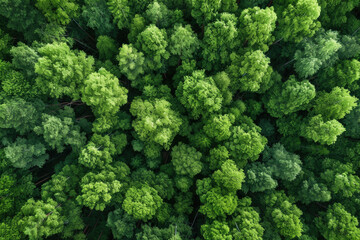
left=1, top=0, right=360, bottom=239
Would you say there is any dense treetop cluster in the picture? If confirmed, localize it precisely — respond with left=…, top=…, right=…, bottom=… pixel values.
left=1, top=0, right=360, bottom=239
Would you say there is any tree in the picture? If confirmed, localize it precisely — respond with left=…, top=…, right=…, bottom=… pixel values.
left=171, top=142, right=202, bottom=177
left=35, top=42, right=94, bottom=100
left=0, top=172, right=35, bottom=218
left=203, top=114, right=234, bottom=142
left=262, top=143, right=302, bottom=181
left=41, top=164, right=85, bottom=203
left=196, top=178, right=238, bottom=219
left=263, top=191, right=303, bottom=239
left=294, top=30, right=342, bottom=78
left=136, top=24, right=170, bottom=70
left=238, top=7, right=277, bottom=52
left=317, top=0, right=360, bottom=28
left=4, top=137, right=48, bottom=169
left=144, top=1, right=184, bottom=29
left=36, top=0, right=80, bottom=25
left=201, top=13, right=238, bottom=71
left=107, top=209, right=136, bottom=240
left=311, top=87, right=358, bottom=121
left=34, top=108, right=86, bottom=153
left=18, top=198, right=64, bottom=240
left=274, top=0, right=321, bottom=43
left=300, top=115, right=346, bottom=145
left=122, top=185, right=163, bottom=221
left=212, top=71, right=233, bottom=105
left=315, top=203, right=360, bottom=240
left=315, top=59, right=360, bottom=92
left=231, top=197, right=264, bottom=240
left=0, top=0, right=46, bottom=42
left=76, top=170, right=121, bottom=211
left=10, top=43, right=39, bottom=78
left=0, top=28, right=11, bottom=59
left=212, top=160, right=245, bottom=193
left=343, top=105, right=360, bottom=139
left=206, top=145, right=230, bottom=170
left=224, top=124, right=267, bottom=167
left=130, top=98, right=182, bottom=151
left=285, top=170, right=331, bottom=204
left=320, top=158, right=360, bottom=198
left=263, top=76, right=316, bottom=118
left=117, top=44, right=145, bottom=84
left=96, top=36, right=118, bottom=61
left=169, top=24, right=199, bottom=61
left=201, top=221, right=232, bottom=240
left=243, top=162, right=278, bottom=193
left=82, top=68, right=128, bottom=116
left=81, top=0, right=115, bottom=36
left=78, top=134, right=115, bottom=169
left=191, top=0, right=221, bottom=26
left=0, top=98, right=44, bottom=134
left=176, top=70, right=223, bottom=119
left=227, top=50, right=273, bottom=92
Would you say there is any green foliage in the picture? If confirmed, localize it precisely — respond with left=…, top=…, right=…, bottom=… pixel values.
left=191, top=0, right=221, bottom=26
left=177, top=70, right=223, bottom=119
left=243, top=162, right=278, bottom=193
left=41, top=164, right=85, bottom=203
left=301, top=115, right=346, bottom=145
left=238, top=7, right=277, bottom=52
left=169, top=24, right=199, bottom=61
left=34, top=108, right=86, bottom=153
left=130, top=98, right=182, bottom=151
left=0, top=172, right=34, bottom=218
left=315, top=59, right=360, bottom=91
left=82, top=0, right=115, bottom=36
left=171, top=142, right=202, bottom=177
left=262, top=143, right=302, bottom=181
left=201, top=13, right=238, bottom=70
left=343, top=105, right=360, bottom=138
left=201, top=220, right=232, bottom=240
left=274, top=0, right=321, bottom=43
left=213, top=160, right=245, bottom=193
left=312, top=87, right=358, bottom=121
left=315, top=203, right=360, bottom=240
left=225, top=123, right=267, bottom=167
left=0, top=0, right=46, bottom=42
left=19, top=198, right=64, bottom=240
left=231, top=197, right=264, bottom=240
left=107, top=209, right=136, bottom=239
left=263, top=191, right=303, bottom=239
left=35, top=42, right=94, bottom=100
left=227, top=50, right=273, bottom=92
left=264, top=76, right=316, bottom=118
left=2, top=1, right=360, bottom=239
left=78, top=134, right=115, bottom=169
left=0, top=29, right=11, bottom=59
left=320, top=158, right=360, bottom=198
left=96, top=36, right=118, bottom=61
left=10, top=43, right=39, bottom=78
left=117, top=44, right=145, bottom=84
left=203, top=114, right=234, bottom=142
left=294, top=30, right=342, bottom=78
left=0, top=98, right=44, bottom=134
left=4, top=137, right=48, bottom=169
left=136, top=24, right=170, bottom=70
left=36, top=0, right=80, bottom=25
left=318, top=0, right=360, bottom=28
left=122, top=185, right=163, bottom=221
left=76, top=169, right=122, bottom=211
left=82, top=68, right=128, bottom=116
